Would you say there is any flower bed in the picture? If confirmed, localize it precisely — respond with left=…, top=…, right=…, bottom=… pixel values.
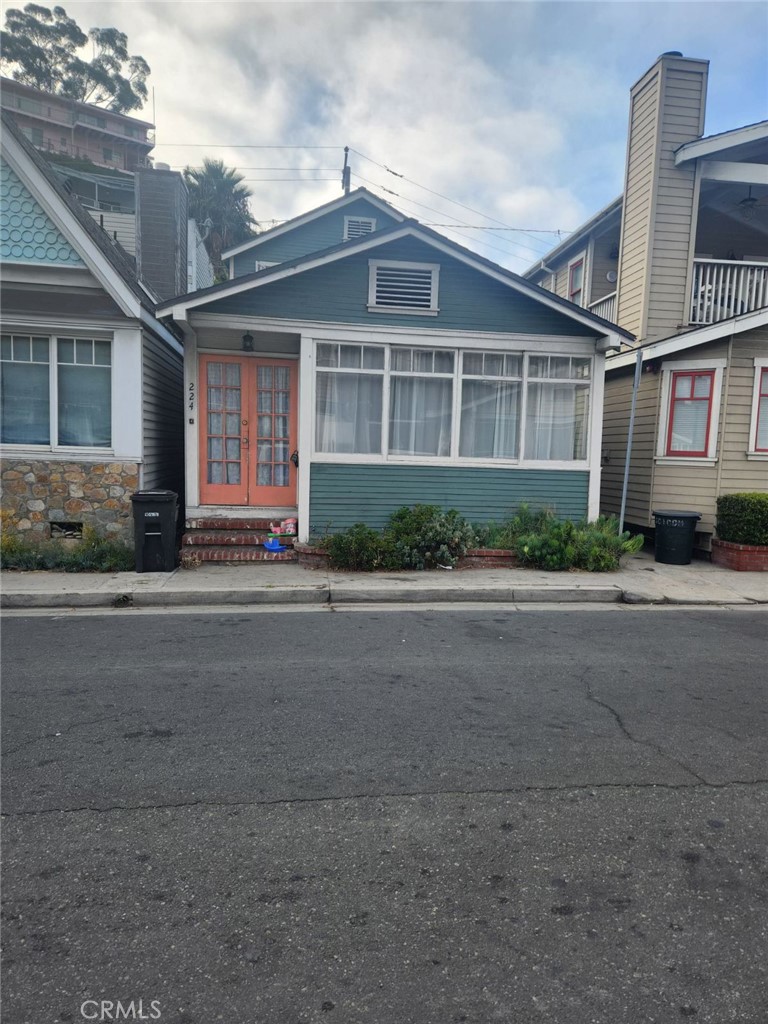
left=711, top=539, right=768, bottom=572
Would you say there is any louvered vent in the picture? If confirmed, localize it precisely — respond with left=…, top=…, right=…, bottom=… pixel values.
left=373, top=265, right=435, bottom=309
left=344, top=216, right=376, bottom=240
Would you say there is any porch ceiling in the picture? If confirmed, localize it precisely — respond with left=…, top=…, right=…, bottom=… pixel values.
left=193, top=325, right=300, bottom=355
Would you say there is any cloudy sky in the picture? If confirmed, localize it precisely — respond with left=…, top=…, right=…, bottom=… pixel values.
left=47, top=1, right=768, bottom=270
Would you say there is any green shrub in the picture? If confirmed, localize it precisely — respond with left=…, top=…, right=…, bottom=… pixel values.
left=474, top=504, right=556, bottom=549
left=716, top=492, right=768, bottom=546
left=0, top=525, right=134, bottom=572
left=387, top=504, right=476, bottom=569
left=515, top=515, right=644, bottom=572
left=324, top=505, right=476, bottom=571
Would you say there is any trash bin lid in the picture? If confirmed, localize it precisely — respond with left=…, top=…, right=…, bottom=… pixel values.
left=652, top=509, right=701, bottom=519
left=131, top=490, right=177, bottom=501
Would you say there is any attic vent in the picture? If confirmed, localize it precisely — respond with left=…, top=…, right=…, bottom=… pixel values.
left=368, top=260, right=440, bottom=315
left=344, top=216, right=376, bottom=240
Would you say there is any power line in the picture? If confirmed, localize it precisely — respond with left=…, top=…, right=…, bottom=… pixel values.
left=425, top=224, right=567, bottom=234
left=350, top=172, right=547, bottom=265
left=154, top=143, right=342, bottom=149
left=349, top=147, right=564, bottom=251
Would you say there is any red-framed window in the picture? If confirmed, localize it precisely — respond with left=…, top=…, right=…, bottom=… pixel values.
left=756, top=367, right=768, bottom=452
left=568, top=259, right=584, bottom=306
left=666, top=370, right=715, bottom=456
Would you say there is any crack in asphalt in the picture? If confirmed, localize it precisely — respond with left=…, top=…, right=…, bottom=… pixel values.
left=582, top=670, right=708, bottom=784
left=1, top=713, right=120, bottom=758
left=3, top=778, right=767, bottom=818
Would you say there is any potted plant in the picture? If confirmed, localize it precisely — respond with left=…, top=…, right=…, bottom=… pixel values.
left=712, top=492, right=768, bottom=571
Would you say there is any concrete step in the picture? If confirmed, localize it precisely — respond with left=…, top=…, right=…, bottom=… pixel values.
left=182, top=545, right=298, bottom=563
left=182, top=530, right=295, bottom=548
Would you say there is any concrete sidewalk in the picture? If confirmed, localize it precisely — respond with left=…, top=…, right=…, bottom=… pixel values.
left=1, top=550, right=766, bottom=610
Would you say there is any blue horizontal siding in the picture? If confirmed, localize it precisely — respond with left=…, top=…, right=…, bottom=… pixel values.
left=233, top=198, right=400, bottom=276
left=309, top=463, right=590, bottom=534
left=206, top=237, right=596, bottom=338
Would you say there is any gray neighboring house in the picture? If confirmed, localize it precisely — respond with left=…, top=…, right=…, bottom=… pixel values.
left=0, top=113, right=184, bottom=543
left=526, top=52, right=768, bottom=549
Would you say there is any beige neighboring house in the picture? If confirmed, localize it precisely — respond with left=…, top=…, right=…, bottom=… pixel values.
left=525, top=51, right=768, bottom=549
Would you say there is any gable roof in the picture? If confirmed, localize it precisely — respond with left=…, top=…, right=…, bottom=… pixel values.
left=523, top=195, right=623, bottom=279
left=608, top=306, right=768, bottom=370
left=220, top=186, right=407, bottom=260
left=160, top=217, right=634, bottom=346
left=1, top=112, right=182, bottom=351
left=675, top=120, right=768, bottom=165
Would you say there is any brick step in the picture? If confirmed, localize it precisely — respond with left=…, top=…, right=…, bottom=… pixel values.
left=186, top=518, right=290, bottom=532
left=184, top=545, right=298, bottom=563
left=182, top=530, right=295, bottom=547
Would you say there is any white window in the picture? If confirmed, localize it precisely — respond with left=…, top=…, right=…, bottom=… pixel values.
left=313, top=343, right=593, bottom=465
left=567, top=253, right=586, bottom=307
left=749, top=359, right=768, bottom=455
left=389, top=347, right=454, bottom=456
left=0, top=334, right=111, bottom=448
left=657, top=358, right=725, bottom=462
left=368, top=260, right=440, bottom=315
left=343, top=216, right=376, bottom=240
left=460, top=351, right=522, bottom=459
left=315, top=342, right=384, bottom=454
left=524, top=355, right=591, bottom=460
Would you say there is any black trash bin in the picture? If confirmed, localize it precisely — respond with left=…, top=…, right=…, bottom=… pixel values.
left=652, top=509, right=701, bottom=565
left=131, top=490, right=178, bottom=572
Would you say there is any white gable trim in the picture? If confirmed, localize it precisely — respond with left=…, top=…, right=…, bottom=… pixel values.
left=2, top=131, right=141, bottom=319
left=675, top=121, right=768, bottom=165
left=164, top=224, right=627, bottom=349
left=608, top=307, right=768, bottom=370
left=221, top=188, right=405, bottom=260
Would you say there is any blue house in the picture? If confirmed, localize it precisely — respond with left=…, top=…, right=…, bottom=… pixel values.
left=159, top=188, right=632, bottom=555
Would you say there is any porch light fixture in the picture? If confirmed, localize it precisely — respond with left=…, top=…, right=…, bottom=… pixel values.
left=242, top=332, right=254, bottom=352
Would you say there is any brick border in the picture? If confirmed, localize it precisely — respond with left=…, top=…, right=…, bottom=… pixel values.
left=711, top=538, right=768, bottom=572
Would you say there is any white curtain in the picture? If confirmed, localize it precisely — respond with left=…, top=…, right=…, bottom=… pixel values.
left=315, top=372, right=382, bottom=454
left=389, top=377, right=452, bottom=456
left=525, top=382, right=589, bottom=460
left=460, top=380, right=520, bottom=458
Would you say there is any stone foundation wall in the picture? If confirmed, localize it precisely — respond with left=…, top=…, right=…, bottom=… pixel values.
left=1, top=459, right=139, bottom=542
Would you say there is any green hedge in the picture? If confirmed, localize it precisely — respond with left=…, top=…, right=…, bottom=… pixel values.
left=0, top=526, right=135, bottom=572
left=716, top=492, right=768, bottom=546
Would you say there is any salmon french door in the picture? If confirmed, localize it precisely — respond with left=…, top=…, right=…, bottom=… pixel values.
left=199, top=355, right=298, bottom=507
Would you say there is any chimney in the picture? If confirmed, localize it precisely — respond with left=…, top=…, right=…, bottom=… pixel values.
left=135, top=167, right=189, bottom=301
left=616, top=53, right=709, bottom=342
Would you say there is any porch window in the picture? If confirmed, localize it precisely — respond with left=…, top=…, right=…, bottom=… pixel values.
left=0, top=334, right=111, bottom=448
left=524, top=356, right=591, bottom=460
left=389, top=347, right=453, bottom=456
left=751, top=364, right=768, bottom=453
left=315, top=342, right=384, bottom=454
left=666, top=370, right=714, bottom=457
left=460, top=351, right=521, bottom=459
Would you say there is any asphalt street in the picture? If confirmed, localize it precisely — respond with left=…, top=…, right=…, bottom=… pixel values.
left=2, top=608, right=767, bottom=1024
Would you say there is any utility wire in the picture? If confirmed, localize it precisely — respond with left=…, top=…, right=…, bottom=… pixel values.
left=349, top=147, right=566, bottom=251
left=351, top=171, right=546, bottom=265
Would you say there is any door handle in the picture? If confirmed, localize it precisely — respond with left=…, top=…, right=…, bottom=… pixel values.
left=290, top=450, right=299, bottom=468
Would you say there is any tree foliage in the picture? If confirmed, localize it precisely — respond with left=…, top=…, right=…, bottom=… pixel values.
left=1, top=4, right=150, bottom=113
left=184, top=159, right=257, bottom=281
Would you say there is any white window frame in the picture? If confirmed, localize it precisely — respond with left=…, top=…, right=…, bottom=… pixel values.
left=343, top=215, right=376, bottom=241
left=311, top=339, right=593, bottom=469
left=656, top=357, right=726, bottom=464
left=367, top=260, right=440, bottom=317
left=748, top=357, right=768, bottom=459
left=567, top=252, right=587, bottom=307
left=0, top=333, right=114, bottom=455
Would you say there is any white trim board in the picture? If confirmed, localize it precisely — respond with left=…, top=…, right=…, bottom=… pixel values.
left=675, top=121, right=768, bottom=165
left=608, top=307, right=768, bottom=370
left=162, top=224, right=628, bottom=350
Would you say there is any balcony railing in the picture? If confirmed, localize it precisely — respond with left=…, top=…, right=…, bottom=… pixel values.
left=588, top=291, right=617, bottom=322
left=690, top=259, right=768, bottom=325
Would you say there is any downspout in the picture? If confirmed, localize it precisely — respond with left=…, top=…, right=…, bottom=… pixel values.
left=619, top=347, right=643, bottom=534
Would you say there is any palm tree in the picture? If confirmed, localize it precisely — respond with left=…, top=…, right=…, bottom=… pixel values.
left=184, top=159, right=257, bottom=281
